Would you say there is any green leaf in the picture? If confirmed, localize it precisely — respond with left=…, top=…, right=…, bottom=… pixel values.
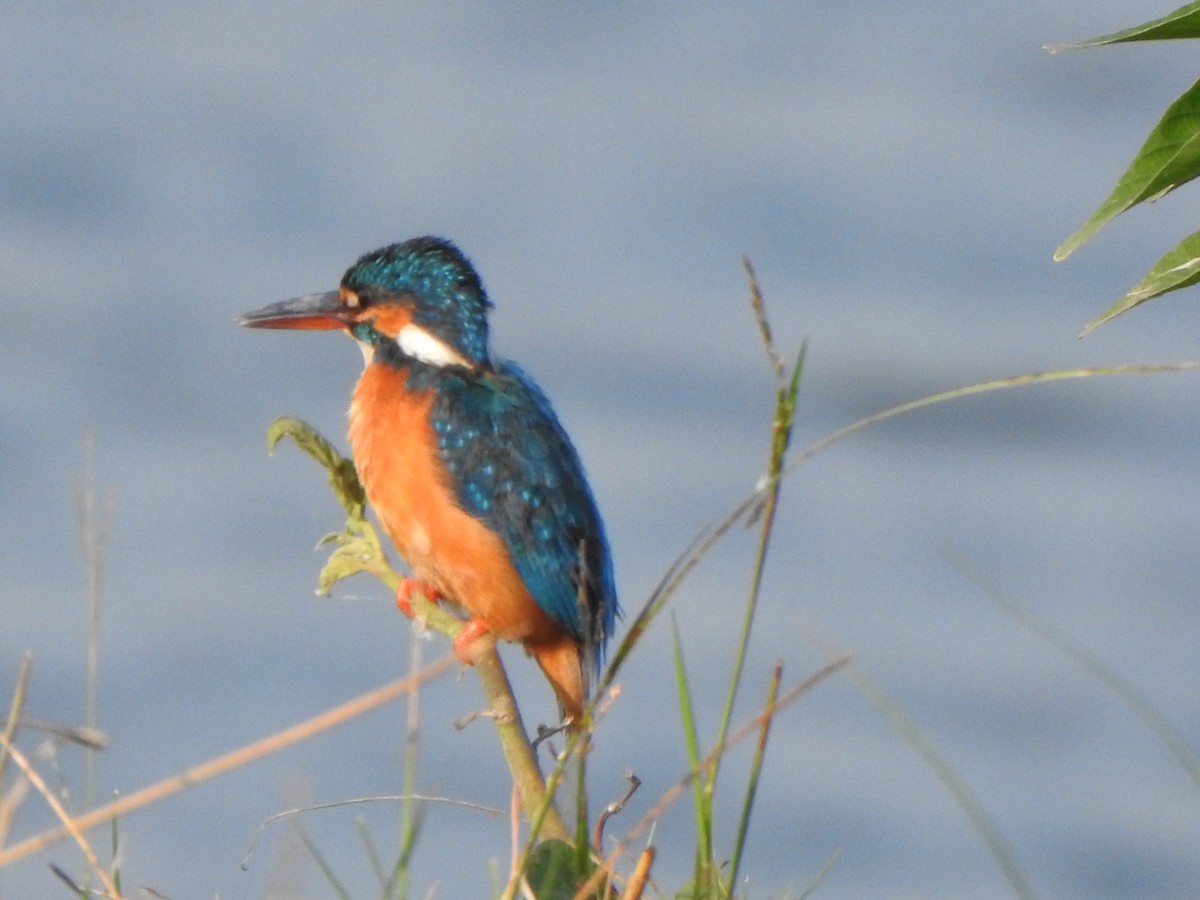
left=1081, top=229, right=1200, bottom=335
left=1056, top=75, right=1200, bottom=261
left=267, top=417, right=366, bottom=518
left=524, top=839, right=597, bottom=900
left=670, top=614, right=711, bottom=884
left=264, top=417, right=401, bottom=595
left=315, top=520, right=396, bottom=594
left=1046, top=1, right=1200, bottom=51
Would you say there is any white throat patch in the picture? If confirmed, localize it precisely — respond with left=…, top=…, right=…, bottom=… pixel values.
left=396, top=323, right=472, bottom=369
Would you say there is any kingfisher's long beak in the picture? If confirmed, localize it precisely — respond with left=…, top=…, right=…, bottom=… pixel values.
left=236, top=291, right=348, bottom=330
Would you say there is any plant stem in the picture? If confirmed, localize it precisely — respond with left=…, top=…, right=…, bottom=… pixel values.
left=707, top=344, right=805, bottom=809
left=728, top=660, right=782, bottom=887
left=470, top=638, right=570, bottom=842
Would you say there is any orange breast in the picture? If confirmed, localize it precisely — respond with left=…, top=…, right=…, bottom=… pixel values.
left=347, top=362, right=565, bottom=648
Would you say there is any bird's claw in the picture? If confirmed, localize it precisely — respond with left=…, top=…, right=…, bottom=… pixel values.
left=396, top=578, right=441, bottom=619
left=452, top=618, right=492, bottom=665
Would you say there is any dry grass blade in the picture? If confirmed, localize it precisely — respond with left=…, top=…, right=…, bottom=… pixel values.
left=0, top=716, right=107, bottom=751
left=791, top=361, right=1200, bottom=474
left=0, top=739, right=120, bottom=898
left=743, top=255, right=784, bottom=382
left=0, top=657, right=456, bottom=868
left=0, top=654, right=32, bottom=799
left=573, top=655, right=852, bottom=899
left=75, top=426, right=116, bottom=826
left=241, top=794, right=506, bottom=870
left=623, top=846, right=655, bottom=900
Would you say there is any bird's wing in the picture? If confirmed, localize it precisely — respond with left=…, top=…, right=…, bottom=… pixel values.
left=431, top=362, right=618, bottom=667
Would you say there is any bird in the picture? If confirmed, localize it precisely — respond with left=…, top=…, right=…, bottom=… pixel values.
left=238, top=237, right=619, bottom=727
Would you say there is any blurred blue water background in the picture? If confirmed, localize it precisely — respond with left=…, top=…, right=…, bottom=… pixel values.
left=3, top=3, right=1199, bottom=897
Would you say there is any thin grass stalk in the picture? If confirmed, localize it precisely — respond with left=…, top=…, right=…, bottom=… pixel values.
left=75, top=426, right=116, bottom=898
left=0, top=739, right=120, bottom=898
left=75, top=426, right=113, bottom=823
left=728, top=660, right=783, bottom=888
left=0, top=656, right=34, bottom=853
left=707, top=344, right=805, bottom=825
left=743, top=257, right=785, bottom=383
left=0, top=662, right=454, bottom=867
left=669, top=615, right=709, bottom=890
left=0, top=654, right=31, bottom=795
left=354, top=817, right=389, bottom=888
left=241, top=794, right=505, bottom=870
left=796, top=848, right=842, bottom=900
left=388, top=621, right=426, bottom=898
left=108, top=814, right=121, bottom=897
left=573, top=737, right=590, bottom=880
left=573, top=656, right=852, bottom=900
left=294, top=819, right=353, bottom=900
left=0, top=662, right=32, bottom=854
left=706, top=262, right=804, bottom=787
left=790, top=362, right=1200, bottom=478
left=944, top=547, right=1200, bottom=792
left=585, top=359, right=1197, bottom=896
left=606, top=361, right=1200, bottom=707
left=836, top=658, right=1035, bottom=899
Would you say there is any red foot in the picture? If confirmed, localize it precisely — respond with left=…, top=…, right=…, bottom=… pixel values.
left=396, top=578, right=442, bottom=619
left=452, top=619, right=492, bottom=665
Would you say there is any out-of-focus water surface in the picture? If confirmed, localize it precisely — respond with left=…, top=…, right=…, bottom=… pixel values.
left=2, top=4, right=1198, bottom=897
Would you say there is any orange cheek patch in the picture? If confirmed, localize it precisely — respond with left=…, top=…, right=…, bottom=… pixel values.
left=362, top=305, right=413, bottom=339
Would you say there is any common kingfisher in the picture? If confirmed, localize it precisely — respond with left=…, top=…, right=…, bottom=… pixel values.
left=238, top=237, right=619, bottom=725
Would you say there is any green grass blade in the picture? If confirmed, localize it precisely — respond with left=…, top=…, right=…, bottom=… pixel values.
left=294, top=819, right=353, bottom=900
left=796, top=848, right=843, bottom=899
left=598, top=513, right=750, bottom=698
left=671, top=613, right=712, bottom=885
left=573, top=737, right=591, bottom=882
left=1056, top=75, right=1200, bottom=261
left=728, top=661, right=783, bottom=890
left=601, top=363, right=1200, bottom=731
left=944, top=548, right=1200, bottom=792
left=710, top=344, right=806, bottom=795
left=1046, top=1, right=1200, bottom=51
left=791, top=362, right=1200, bottom=473
left=839, top=660, right=1035, bottom=900
left=354, top=817, right=388, bottom=889
left=576, top=657, right=852, bottom=900
left=1081, top=228, right=1200, bottom=334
